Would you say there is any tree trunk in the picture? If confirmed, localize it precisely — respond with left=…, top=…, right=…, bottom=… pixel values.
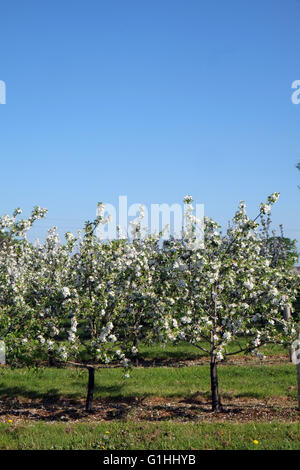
left=48, top=351, right=55, bottom=367
left=297, top=357, right=300, bottom=411
left=210, top=359, right=221, bottom=411
left=283, top=306, right=292, bottom=361
left=85, top=366, right=95, bottom=412
left=297, top=332, right=300, bottom=411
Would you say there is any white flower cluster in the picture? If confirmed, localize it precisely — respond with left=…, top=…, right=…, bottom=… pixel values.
left=68, top=316, right=78, bottom=343
left=0, top=193, right=298, bottom=375
left=98, top=322, right=114, bottom=343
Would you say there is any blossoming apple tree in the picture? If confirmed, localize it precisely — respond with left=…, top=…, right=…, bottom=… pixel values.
left=160, top=194, right=299, bottom=410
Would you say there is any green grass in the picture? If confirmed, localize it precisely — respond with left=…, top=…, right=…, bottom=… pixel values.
left=0, top=361, right=298, bottom=450
left=0, top=363, right=297, bottom=401
left=138, top=340, right=288, bottom=361
left=0, top=421, right=298, bottom=450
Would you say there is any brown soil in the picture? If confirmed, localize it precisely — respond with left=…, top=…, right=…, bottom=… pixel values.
left=0, top=395, right=298, bottom=424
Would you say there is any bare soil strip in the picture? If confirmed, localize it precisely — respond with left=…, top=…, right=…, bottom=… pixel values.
left=0, top=395, right=298, bottom=424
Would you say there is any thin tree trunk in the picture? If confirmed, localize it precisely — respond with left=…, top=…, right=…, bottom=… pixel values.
left=210, top=359, right=221, bottom=411
left=297, top=357, right=300, bottom=411
left=296, top=332, right=300, bottom=411
left=85, top=366, right=95, bottom=412
left=48, top=351, right=55, bottom=367
left=283, top=306, right=292, bottom=361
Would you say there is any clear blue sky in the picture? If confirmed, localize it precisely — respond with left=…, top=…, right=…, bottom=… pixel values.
left=0, top=0, right=299, bottom=248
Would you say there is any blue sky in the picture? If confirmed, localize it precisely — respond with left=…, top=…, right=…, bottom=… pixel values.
left=0, top=0, right=299, bottom=249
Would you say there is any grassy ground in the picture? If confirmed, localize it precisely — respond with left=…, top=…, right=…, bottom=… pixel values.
left=0, top=363, right=297, bottom=401
left=0, top=421, right=298, bottom=450
left=0, top=343, right=298, bottom=450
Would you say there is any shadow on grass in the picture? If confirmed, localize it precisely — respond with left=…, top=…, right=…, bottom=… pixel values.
left=93, top=383, right=125, bottom=398
left=0, top=382, right=127, bottom=402
left=0, top=386, right=66, bottom=402
left=0, top=382, right=269, bottom=404
left=139, top=351, right=201, bottom=361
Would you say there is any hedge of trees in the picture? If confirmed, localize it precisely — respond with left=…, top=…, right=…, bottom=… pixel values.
left=0, top=193, right=299, bottom=411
